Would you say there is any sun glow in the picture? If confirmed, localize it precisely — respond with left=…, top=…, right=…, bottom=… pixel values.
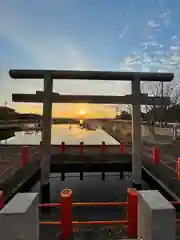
left=79, top=110, right=86, bottom=115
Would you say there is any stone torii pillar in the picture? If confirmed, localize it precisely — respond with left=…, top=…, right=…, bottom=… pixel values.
left=131, top=78, right=142, bottom=189
left=40, top=74, right=53, bottom=202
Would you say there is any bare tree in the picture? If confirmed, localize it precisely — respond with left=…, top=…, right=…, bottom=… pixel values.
left=164, top=82, right=180, bottom=107
left=142, top=81, right=180, bottom=125
left=126, top=104, right=132, bottom=115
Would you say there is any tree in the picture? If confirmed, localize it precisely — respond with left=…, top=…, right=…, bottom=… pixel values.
left=142, top=81, right=180, bottom=124
left=126, top=104, right=146, bottom=121
left=119, top=110, right=132, bottom=120
left=126, top=104, right=132, bottom=115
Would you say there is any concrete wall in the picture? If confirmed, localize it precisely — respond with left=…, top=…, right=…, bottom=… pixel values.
left=0, top=193, right=39, bottom=240
left=138, top=190, right=176, bottom=240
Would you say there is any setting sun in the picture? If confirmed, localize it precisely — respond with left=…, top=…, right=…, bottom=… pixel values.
left=79, top=110, right=86, bottom=115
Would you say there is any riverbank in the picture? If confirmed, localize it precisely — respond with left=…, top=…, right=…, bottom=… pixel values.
left=101, top=121, right=180, bottom=158
left=0, top=145, right=40, bottom=201
left=101, top=126, right=131, bottom=146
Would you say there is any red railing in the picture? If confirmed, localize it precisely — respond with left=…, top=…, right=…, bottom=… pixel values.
left=38, top=192, right=180, bottom=240
left=59, top=141, right=125, bottom=155
left=38, top=188, right=138, bottom=240
left=20, top=141, right=126, bottom=167
left=145, top=145, right=180, bottom=181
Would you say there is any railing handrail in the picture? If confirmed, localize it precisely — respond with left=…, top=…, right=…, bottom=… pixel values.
left=39, top=220, right=128, bottom=225
left=39, top=201, right=128, bottom=207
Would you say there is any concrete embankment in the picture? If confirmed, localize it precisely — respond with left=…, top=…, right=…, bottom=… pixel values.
left=101, top=120, right=132, bottom=145
left=0, top=159, right=40, bottom=202
left=0, top=145, right=41, bottom=202
left=102, top=124, right=180, bottom=200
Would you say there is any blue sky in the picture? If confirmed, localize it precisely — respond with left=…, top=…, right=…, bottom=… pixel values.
left=0, top=0, right=180, bottom=116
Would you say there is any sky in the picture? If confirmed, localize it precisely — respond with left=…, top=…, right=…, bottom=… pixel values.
left=0, top=0, right=180, bottom=118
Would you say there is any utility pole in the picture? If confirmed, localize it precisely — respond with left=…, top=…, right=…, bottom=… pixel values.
left=161, top=82, right=164, bottom=127
left=161, top=82, right=163, bottom=98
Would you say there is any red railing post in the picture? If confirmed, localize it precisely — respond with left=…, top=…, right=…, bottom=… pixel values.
left=101, top=141, right=105, bottom=154
left=120, top=143, right=124, bottom=153
left=61, top=189, right=73, bottom=240
left=21, top=146, right=28, bottom=167
left=0, top=190, right=4, bottom=210
left=61, top=142, right=65, bottom=154
left=80, top=141, right=84, bottom=155
left=153, top=146, right=160, bottom=163
left=127, top=188, right=138, bottom=238
left=178, top=158, right=180, bottom=180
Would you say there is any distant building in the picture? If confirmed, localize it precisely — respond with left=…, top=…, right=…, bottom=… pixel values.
left=0, top=106, right=42, bottom=120
left=17, top=113, right=42, bottom=120
left=0, top=106, right=18, bottom=119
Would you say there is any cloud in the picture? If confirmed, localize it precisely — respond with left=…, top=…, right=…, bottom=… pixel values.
left=119, top=29, right=180, bottom=83
left=160, top=11, right=171, bottom=26
left=119, top=4, right=180, bottom=82
left=141, top=41, right=159, bottom=51
left=119, top=24, right=129, bottom=39
left=148, top=20, right=160, bottom=28
left=170, top=46, right=179, bottom=51
left=147, top=9, right=171, bottom=32
left=129, top=8, right=180, bottom=92
left=160, top=10, right=171, bottom=20
left=172, top=36, right=178, bottom=41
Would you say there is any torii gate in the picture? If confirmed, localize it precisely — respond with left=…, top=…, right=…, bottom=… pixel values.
left=9, top=69, right=173, bottom=198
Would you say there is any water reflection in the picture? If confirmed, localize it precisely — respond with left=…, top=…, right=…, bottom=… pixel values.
left=1, top=124, right=119, bottom=145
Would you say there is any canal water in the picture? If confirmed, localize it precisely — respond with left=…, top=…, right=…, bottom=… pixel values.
left=0, top=124, right=119, bottom=145
left=0, top=124, right=144, bottom=238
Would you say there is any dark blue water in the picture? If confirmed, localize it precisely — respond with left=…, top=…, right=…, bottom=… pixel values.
left=31, top=173, right=131, bottom=219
